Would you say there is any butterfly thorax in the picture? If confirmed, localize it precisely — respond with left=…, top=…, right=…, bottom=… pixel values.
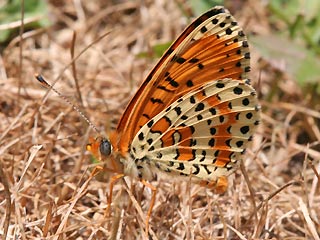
left=108, top=132, right=155, bottom=180
left=122, top=154, right=156, bottom=181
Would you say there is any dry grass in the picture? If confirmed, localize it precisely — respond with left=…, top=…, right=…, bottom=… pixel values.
left=0, top=1, right=319, bottom=239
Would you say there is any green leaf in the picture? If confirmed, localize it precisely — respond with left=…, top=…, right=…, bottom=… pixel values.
left=268, top=0, right=320, bottom=54
left=189, top=0, right=224, bottom=16
left=250, top=34, right=320, bottom=86
left=137, top=42, right=172, bottom=59
left=0, top=0, right=50, bottom=43
left=152, top=42, right=172, bottom=58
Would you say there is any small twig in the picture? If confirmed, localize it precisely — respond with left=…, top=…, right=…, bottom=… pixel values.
left=39, top=31, right=111, bottom=101
left=240, top=161, right=258, bottom=222
left=309, top=161, right=320, bottom=182
left=18, top=0, right=25, bottom=103
left=70, top=31, right=84, bottom=106
left=0, top=160, right=11, bottom=239
left=246, top=180, right=302, bottom=223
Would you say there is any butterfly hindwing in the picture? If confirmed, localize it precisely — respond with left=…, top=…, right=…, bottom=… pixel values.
left=131, top=79, right=260, bottom=182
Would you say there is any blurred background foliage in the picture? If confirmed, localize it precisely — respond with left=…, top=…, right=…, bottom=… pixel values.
left=193, top=0, right=320, bottom=96
left=1, top=0, right=319, bottom=96
left=259, top=0, right=320, bottom=92
left=0, top=0, right=50, bottom=43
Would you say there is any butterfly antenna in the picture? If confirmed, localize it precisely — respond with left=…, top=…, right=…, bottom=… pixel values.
left=35, top=73, right=101, bottom=136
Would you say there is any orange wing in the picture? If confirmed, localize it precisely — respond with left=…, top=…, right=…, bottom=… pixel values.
left=110, top=6, right=250, bottom=156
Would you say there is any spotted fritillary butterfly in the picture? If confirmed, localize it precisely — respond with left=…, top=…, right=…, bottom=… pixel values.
left=86, top=5, right=260, bottom=229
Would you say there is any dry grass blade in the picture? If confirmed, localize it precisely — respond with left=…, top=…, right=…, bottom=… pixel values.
left=0, top=159, right=11, bottom=239
left=240, top=161, right=258, bottom=221
left=246, top=180, right=302, bottom=224
left=122, top=179, right=158, bottom=239
left=216, top=204, right=227, bottom=238
left=15, top=145, right=42, bottom=192
left=53, top=172, right=95, bottom=240
left=227, top=224, right=247, bottom=240
left=252, top=202, right=268, bottom=238
left=18, top=0, right=25, bottom=103
left=292, top=143, right=320, bottom=159
left=70, top=31, right=84, bottom=106
left=37, top=30, right=111, bottom=104
left=299, top=198, right=320, bottom=240
left=0, top=104, right=29, bottom=143
left=43, top=201, right=54, bottom=237
left=309, top=161, right=320, bottom=181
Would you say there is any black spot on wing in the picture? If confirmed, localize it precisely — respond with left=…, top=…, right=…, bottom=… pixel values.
left=174, top=107, right=182, bottom=115
left=188, top=58, right=199, bottom=63
left=233, top=87, right=243, bottom=95
left=190, top=96, right=196, bottom=104
left=157, top=85, right=174, bottom=92
left=200, top=26, right=208, bottom=33
left=242, top=98, right=250, bottom=106
left=240, top=126, right=249, bottom=134
left=177, top=163, right=185, bottom=170
left=198, top=63, right=204, bottom=69
left=138, top=132, right=144, bottom=141
left=219, top=116, right=224, bottom=123
left=192, top=164, right=200, bottom=175
left=236, top=141, right=244, bottom=147
left=219, top=22, right=226, bottom=28
left=199, top=150, right=206, bottom=162
left=225, top=28, right=232, bottom=35
left=209, top=108, right=216, bottom=115
left=176, top=57, right=186, bottom=64
left=165, top=76, right=179, bottom=88
left=246, top=112, right=253, bottom=119
left=142, top=113, right=150, bottom=120
left=195, top=103, right=204, bottom=111
left=203, top=164, right=212, bottom=174
left=151, top=98, right=164, bottom=104
left=147, top=120, right=154, bottom=128
left=209, top=138, right=215, bottom=147
left=212, top=18, right=218, bottom=24
left=216, top=83, right=225, bottom=88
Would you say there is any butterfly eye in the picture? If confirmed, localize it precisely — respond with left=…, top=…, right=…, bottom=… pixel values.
left=99, top=139, right=112, bottom=156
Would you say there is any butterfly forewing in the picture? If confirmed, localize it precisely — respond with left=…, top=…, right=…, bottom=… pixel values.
left=112, top=6, right=251, bottom=156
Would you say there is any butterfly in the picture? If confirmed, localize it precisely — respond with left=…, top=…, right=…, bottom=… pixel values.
left=86, top=5, right=260, bottom=231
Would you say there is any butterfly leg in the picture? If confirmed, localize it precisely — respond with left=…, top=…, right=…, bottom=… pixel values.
left=90, top=166, right=104, bottom=177
left=140, top=179, right=157, bottom=236
left=105, top=173, right=125, bottom=216
left=200, top=176, right=228, bottom=194
left=213, top=176, right=228, bottom=193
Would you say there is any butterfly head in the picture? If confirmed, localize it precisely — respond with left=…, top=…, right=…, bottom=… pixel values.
left=86, top=136, right=113, bottom=160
